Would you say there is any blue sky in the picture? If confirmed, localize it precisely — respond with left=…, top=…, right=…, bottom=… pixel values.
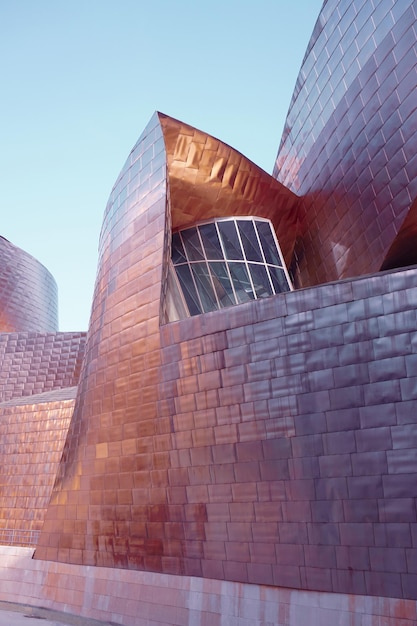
left=1, top=0, right=323, bottom=331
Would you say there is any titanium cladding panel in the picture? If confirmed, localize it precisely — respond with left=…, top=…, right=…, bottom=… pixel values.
left=275, top=0, right=417, bottom=287
left=0, top=236, right=58, bottom=332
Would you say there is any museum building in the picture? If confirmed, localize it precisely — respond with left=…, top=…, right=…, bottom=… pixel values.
left=1, top=1, right=417, bottom=624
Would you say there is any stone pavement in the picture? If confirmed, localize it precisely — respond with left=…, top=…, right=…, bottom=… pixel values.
left=0, top=609, right=63, bottom=626
left=0, top=603, right=118, bottom=626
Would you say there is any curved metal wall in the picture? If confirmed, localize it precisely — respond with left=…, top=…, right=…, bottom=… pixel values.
left=34, top=114, right=298, bottom=570
left=36, top=112, right=169, bottom=566
left=0, top=236, right=58, bottom=332
left=275, top=0, right=417, bottom=287
left=34, top=113, right=417, bottom=601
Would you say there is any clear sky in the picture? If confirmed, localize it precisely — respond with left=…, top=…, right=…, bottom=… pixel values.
left=1, top=0, right=323, bottom=331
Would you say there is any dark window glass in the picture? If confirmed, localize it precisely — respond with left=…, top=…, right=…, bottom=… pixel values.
left=269, top=266, right=288, bottom=293
left=237, top=220, right=263, bottom=262
left=217, top=221, right=243, bottom=260
left=248, top=263, right=273, bottom=298
left=175, top=265, right=202, bottom=315
left=209, top=262, right=235, bottom=307
left=199, top=223, right=223, bottom=260
left=256, top=221, right=281, bottom=265
left=181, top=227, right=204, bottom=261
left=171, top=218, right=291, bottom=319
left=191, top=262, right=218, bottom=312
left=228, top=262, right=254, bottom=302
left=171, top=232, right=187, bottom=264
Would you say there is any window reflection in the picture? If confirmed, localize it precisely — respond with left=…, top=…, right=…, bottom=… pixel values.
left=170, top=217, right=292, bottom=318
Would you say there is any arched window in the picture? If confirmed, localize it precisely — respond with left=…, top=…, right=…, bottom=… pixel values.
left=167, top=217, right=292, bottom=319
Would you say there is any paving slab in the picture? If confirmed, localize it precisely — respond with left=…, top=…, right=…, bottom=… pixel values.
left=0, top=603, right=119, bottom=626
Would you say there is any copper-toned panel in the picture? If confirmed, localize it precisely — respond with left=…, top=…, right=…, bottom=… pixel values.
left=159, top=113, right=300, bottom=267
left=0, top=388, right=76, bottom=545
left=0, top=236, right=58, bottom=332
left=0, top=331, right=86, bottom=403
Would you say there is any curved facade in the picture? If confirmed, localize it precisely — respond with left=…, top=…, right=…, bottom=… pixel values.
left=2, top=0, right=417, bottom=621
left=0, top=238, right=86, bottom=550
left=34, top=112, right=417, bottom=602
left=0, top=236, right=58, bottom=332
left=35, top=113, right=299, bottom=571
left=275, top=0, right=417, bottom=287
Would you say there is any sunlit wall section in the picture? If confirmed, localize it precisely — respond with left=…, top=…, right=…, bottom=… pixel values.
left=0, top=388, right=76, bottom=547
left=0, top=236, right=58, bottom=332
left=275, top=0, right=417, bottom=286
left=158, top=113, right=299, bottom=322
left=35, top=113, right=169, bottom=567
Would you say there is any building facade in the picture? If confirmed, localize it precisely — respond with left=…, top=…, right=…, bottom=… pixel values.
left=1, top=0, right=417, bottom=624
left=275, top=0, right=417, bottom=287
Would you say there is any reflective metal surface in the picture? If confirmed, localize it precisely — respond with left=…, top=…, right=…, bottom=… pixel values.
left=33, top=110, right=417, bottom=601
left=159, top=113, right=299, bottom=269
left=275, top=0, right=417, bottom=287
left=3, top=0, right=417, bottom=605
left=0, top=236, right=87, bottom=546
left=0, top=236, right=58, bottom=332
left=0, top=332, right=86, bottom=403
left=0, top=388, right=77, bottom=544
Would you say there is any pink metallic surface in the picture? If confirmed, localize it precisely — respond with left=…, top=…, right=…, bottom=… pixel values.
left=33, top=111, right=417, bottom=601
left=0, top=332, right=86, bottom=403
left=0, top=388, right=76, bottom=544
left=275, top=0, right=417, bottom=287
left=0, top=237, right=58, bottom=332
left=2, top=0, right=417, bottom=611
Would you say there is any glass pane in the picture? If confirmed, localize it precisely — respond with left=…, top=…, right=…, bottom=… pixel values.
left=248, top=263, right=273, bottom=298
left=199, top=223, right=223, bottom=260
left=269, top=266, right=290, bottom=294
left=165, top=266, right=188, bottom=322
left=228, top=262, right=254, bottom=303
left=256, top=221, right=281, bottom=266
left=209, top=262, right=235, bottom=308
left=237, top=220, right=263, bottom=262
left=218, top=221, right=244, bottom=260
left=181, top=227, right=204, bottom=261
left=171, top=232, right=187, bottom=264
left=191, top=262, right=218, bottom=313
left=175, top=265, right=202, bottom=315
